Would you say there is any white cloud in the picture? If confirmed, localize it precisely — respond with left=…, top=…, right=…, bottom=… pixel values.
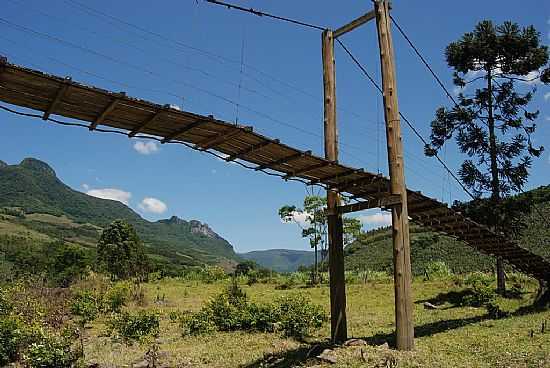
left=138, top=197, right=167, bottom=214
left=86, top=188, right=131, bottom=205
left=544, top=92, right=550, bottom=102
left=358, top=211, right=392, bottom=229
left=280, top=211, right=312, bottom=228
left=82, top=183, right=90, bottom=191
left=133, top=141, right=159, bottom=155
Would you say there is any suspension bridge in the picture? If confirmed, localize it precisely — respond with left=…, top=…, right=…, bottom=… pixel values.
left=0, top=0, right=548, bottom=351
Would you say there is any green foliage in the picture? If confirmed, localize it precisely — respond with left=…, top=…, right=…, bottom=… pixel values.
left=45, top=242, right=89, bottom=287
left=427, top=20, right=548, bottom=198
left=274, top=294, right=327, bottom=338
left=103, top=281, right=131, bottom=313
left=70, top=290, right=101, bottom=326
left=181, top=284, right=326, bottom=338
left=23, top=333, right=79, bottom=368
left=425, top=261, right=453, bottom=280
left=0, top=316, right=26, bottom=365
left=200, top=265, right=227, bottom=283
left=97, top=220, right=150, bottom=280
left=462, top=273, right=497, bottom=307
left=107, top=311, right=160, bottom=344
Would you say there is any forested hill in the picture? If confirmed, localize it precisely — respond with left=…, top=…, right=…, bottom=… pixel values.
left=239, top=249, right=317, bottom=272
left=345, top=185, right=550, bottom=275
left=0, top=158, right=239, bottom=269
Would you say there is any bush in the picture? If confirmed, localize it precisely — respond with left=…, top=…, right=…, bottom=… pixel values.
left=70, top=291, right=101, bottom=326
left=107, top=311, right=160, bottom=344
left=23, top=333, right=79, bottom=368
left=274, top=294, right=327, bottom=338
left=486, top=301, right=508, bottom=319
left=181, top=285, right=326, bottom=338
left=104, top=281, right=131, bottom=313
left=424, top=261, right=452, bottom=279
left=0, top=316, right=27, bottom=365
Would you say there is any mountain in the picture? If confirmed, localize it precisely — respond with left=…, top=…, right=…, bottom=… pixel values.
left=0, top=158, right=239, bottom=271
left=239, top=249, right=317, bottom=273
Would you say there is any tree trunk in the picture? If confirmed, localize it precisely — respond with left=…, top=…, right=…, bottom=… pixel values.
left=313, top=242, right=318, bottom=284
left=487, top=68, right=505, bottom=295
left=535, top=279, right=550, bottom=308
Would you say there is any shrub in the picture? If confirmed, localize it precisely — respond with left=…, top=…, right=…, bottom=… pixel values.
left=181, top=285, right=325, bottom=338
left=464, top=272, right=493, bottom=288
left=201, top=265, right=227, bottom=283
left=70, top=291, right=101, bottom=326
left=274, top=294, right=327, bottom=338
left=104, top=281, right=131, bottom=313
left=107, top=311, right=160, bottom=344
left=0, top=316, right=27, bottom=365
left=424, top=261, right=452, bottom=279
left=486, top=301, right=508, bottom=319
left=0, top=287, right=12, bottom=316
left=23, top=333, right=78, bottom=368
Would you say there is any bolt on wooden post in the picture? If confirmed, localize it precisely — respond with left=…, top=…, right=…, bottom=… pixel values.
left=374, top=0, right=415, bottom=350
left=322, top=29, right=348, bottom=344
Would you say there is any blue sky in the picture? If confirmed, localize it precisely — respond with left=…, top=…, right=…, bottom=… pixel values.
left=0, top=0, right=548, bottom=252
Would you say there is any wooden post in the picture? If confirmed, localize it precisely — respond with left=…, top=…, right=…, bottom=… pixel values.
left=322, top=29, right=347, bottom=344
left=374, top=0, right=414, bottom=350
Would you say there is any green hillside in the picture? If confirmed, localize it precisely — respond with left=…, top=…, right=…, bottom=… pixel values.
left=345, top=185, right=550, bottom=275
left=239, top=249, right=317, bottom=272
left=0, top=158, right=239, bottom=272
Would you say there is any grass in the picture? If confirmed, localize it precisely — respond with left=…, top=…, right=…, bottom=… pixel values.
left=83, top=278, right=550, bottom=368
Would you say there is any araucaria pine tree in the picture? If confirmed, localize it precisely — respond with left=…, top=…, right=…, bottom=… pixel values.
left=425, top=21, right=549, bottom=294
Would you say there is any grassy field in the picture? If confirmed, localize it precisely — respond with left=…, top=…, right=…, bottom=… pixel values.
left=83, top=278, right=550, bottom=368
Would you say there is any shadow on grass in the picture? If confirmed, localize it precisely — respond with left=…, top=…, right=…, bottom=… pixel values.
left=240, top=340, right=332, bottom=368
left=415, top=289, right=475, bottom=309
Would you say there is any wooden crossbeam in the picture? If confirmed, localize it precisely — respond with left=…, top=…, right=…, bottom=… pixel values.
left=334, top=174, right=385, bottom=192
left=226, top=139, right=279, bottom=162
left=43, top=77, right=71, bottom=121
left=161, top=118, right=207, bottom=144
left=338, top=195, right=401, bottom=214
left=89, top=93, right=125, bottom=131
left=333, top=9, right=376, bottom=38
left=128, top=109, right=165, bottom=137
left=310, top=168, right=361, bottom=184
left=255, top=151, right=311, bottom=171
left=284, top=161, right=332, bottom=179
left=195, top=127, right=251, bottom=151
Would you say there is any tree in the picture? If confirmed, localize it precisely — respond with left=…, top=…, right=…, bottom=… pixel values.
left=46, top=242, right=90, bottom=287
left=97, top=220, right=150, bottom=280
left=279, top=195, right=362, bottom=283
left=425, top=20, right=549, bottom=294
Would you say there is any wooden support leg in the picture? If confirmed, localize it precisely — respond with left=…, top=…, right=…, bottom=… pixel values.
left=327, top=193, right=347, bottom=343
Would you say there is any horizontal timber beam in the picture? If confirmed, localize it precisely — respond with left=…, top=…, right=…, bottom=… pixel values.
left=284, top=161, right=332, bottom=179
left=89, top=93, right=125, bottom=131
left=255, top=150, right=311, bottom=171
left=310, top=168, right=361, bottom=184
left=333, top=9, right=376, bottom=38
left=161, top=117, right=209, bottom=144
left=128, top=108, right=166, bottom=137
left=226, top=139, right=279, bottom=162
left=43, top=77, right=71, bottom=120
left=338, top=195, right=401, bottom=214
left=195, top=126, right=252, bottom=151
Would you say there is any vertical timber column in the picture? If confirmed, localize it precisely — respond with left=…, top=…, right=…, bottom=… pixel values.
left=374, top=0, right=414, bottom=350
left=322, top=29, right=347, bottom=344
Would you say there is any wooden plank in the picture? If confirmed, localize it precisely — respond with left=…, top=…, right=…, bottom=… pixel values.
left=195, top=126, right=251, bottom=151
left=128, top=108, right=165, bottom=137
left=322, top=29, right=347, bottom=344
left=89, top=93, right=125, bottom=131
left=161, top=117, right=208, bottom=144
left=255, top=150, right=311, bottom=171
left=42, top=77, right=71, bottom=120
left=334, top=9, right=376, bottom=38
left=338, top=195, right=401, bottom=214
left=226, top=139, right=279, bottom=162
left=310, top=168, right=361, bottom=184
left=284, top=161, right=332, bottom=179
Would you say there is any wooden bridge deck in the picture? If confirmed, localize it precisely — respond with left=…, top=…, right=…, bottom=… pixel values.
left=0, top=59, right=548, bottom=281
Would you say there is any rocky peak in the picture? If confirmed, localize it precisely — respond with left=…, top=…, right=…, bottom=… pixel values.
left=19, top=158, right=56, bottom=177
left=189, top=220, right=219, bottom=239
left=159, top=215, right=188, bottom=226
